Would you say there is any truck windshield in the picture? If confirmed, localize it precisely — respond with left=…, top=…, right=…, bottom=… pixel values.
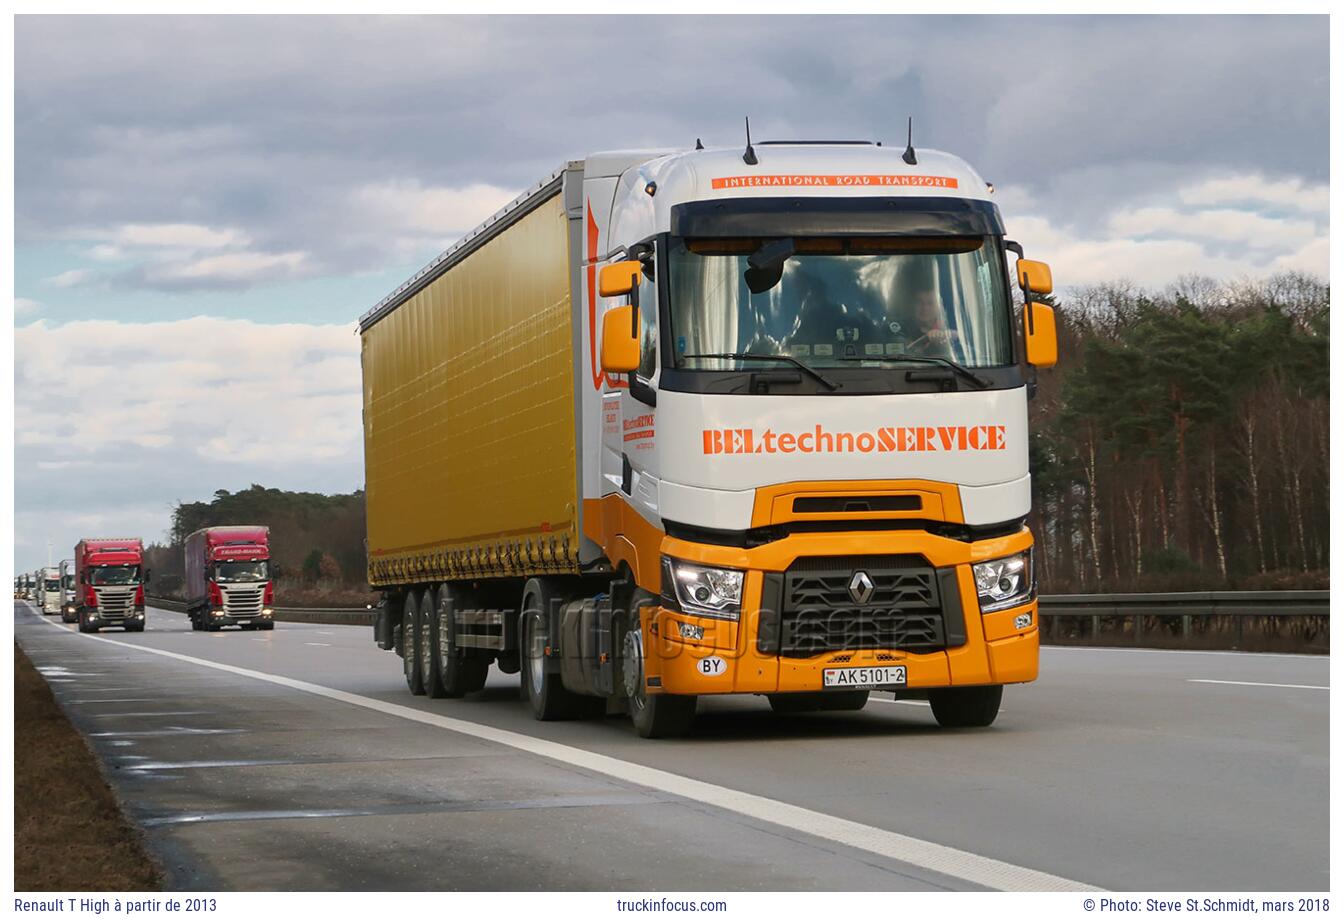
left=44, top=579, right=59, bottom=591
left=215, top=561, right=268, bottom=583
left=90, top=566, right=140, bottom=585
left=667, top=235, right=1012, bottom=370
left=62, top=575, right=74, bottom=589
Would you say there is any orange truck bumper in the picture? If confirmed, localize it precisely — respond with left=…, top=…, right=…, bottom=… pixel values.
left=644, top=527, right=1039, bottom=696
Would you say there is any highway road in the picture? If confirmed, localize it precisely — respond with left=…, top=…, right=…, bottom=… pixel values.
left=14, top=601, right=1328, bottom=892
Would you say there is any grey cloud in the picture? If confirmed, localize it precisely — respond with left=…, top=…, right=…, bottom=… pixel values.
left=16, top=14, right=1328, bottom=285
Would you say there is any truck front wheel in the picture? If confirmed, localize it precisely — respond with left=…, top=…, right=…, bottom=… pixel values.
left=620, top=618, right=696, bottom=738
left=402, top=592, right=424, bottom=695
left=928, top=685, right=1003, bottom=728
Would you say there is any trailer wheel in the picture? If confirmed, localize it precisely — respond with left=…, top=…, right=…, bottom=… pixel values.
left=519, top=578, right=585, bottom=720
left=620, top=615, right=696, bottom=738
left=402, top=592, right=424, bottom=695
left=435, top=584, right=488, bottom=698
left=422, top=586, right=446, bottom=697
left=768, top=691, right=869, bottom=713
left=417, top=588, right=441, bottom=697
left=929, top=685, right=1003, bottom=728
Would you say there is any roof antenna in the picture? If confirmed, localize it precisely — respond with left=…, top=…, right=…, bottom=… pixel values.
left=902, top=116, right=917, bottom=165
left=695, top=137, right=704, bottom=150
left=742, top=117, right=758, bottom=165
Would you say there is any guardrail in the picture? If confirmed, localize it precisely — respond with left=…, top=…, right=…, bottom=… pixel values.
left=1038, top=590, right=1328, bottom=652
left=146, top=590, right=1331, bottom=647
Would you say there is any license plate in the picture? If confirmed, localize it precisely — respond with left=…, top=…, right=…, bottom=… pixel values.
left=823, top=665, right=906, bottom=688
left=236, top=620, right=250, bottom=626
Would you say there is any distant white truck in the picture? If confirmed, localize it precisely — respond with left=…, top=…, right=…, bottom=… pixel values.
left=38, top=566, right=61, bottom=615
left=59, top=559, right=77, bottom=621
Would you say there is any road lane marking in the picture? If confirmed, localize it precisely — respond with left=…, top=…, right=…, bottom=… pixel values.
left=140, top=792, right=669, bottom=827
left=23, top=608, right=1097, bottom=892
left=88, top=728, right=246, bottom=737
left=305, top=642, right=332, bottom=647
left=871, top=698, right=928, bottom=706
left=1187, top=679, right=1328, bottom=691
left=87, top=711, right=212, bottom=718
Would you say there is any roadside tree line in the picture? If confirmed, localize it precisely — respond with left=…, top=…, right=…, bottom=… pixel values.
left=1027, top=272, right=1328, bottom=592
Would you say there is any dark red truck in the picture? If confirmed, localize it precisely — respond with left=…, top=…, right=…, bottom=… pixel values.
left=73, top=538, right=146, bottom=632
left=184, top=526, right=275, bottom=631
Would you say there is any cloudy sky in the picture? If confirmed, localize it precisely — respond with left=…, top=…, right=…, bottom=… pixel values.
left=12, top=14, right=1329, bottom=571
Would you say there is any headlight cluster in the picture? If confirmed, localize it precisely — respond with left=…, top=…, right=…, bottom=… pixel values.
left=972, top=550, right=1033, bottom=613
left=661, top=556, right=743, bottom=620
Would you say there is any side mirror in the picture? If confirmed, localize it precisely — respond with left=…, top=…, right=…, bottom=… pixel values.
left=601, top=305, right=640, bottom=374
left=599, top=260, right=642, bottom=297
left=1024, top=301, right=1058, bottom=368
left=1016, top=258, right=1053, bottom=297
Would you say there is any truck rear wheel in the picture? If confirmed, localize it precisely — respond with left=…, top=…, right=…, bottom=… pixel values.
left=519, top=578, right=585, bottom=720
left=620, top=617, right=696, bottom=738
left=929, top=685, right=1003, bottom=728
left=402, top=592, right=424, bottom=695
left=768, top=691, right=869, bottom=713
left=435, top=584, right=488, bottom=698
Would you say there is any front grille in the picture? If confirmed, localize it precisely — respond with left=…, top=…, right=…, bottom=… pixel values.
left=223, top=586, right=263, bottom=616
left=779, top=555, right=945, bottom=657
left=94, top=587, right=136, bottom=620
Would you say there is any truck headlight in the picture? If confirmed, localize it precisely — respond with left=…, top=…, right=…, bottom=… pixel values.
left=972, top=551, right=1033, bottom=613
left=661, top=557, right=743, bottom=621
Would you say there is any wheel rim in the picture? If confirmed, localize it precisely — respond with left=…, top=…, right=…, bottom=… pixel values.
left=526, top=609, right=546, bottom=696
left=622, top=627, right=646, bottom=713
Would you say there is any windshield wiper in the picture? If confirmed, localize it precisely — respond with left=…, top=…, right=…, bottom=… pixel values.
left=837, top=353, right=992, bottom=389
left=681, top=353, right=839, bottom=391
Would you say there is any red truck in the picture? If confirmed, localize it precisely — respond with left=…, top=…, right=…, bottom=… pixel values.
left=184, top=526, right=275, bottom=631
left=73, top=538, right=146, bottom=633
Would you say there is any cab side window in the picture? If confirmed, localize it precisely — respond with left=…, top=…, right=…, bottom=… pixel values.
left=637, top=265, right=657, bottom=380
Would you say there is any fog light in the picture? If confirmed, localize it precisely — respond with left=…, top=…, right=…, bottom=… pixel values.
left=677, top=621, right=705, bottom=641
left=262, top=608, right=274, bottom=616
left=211, top=609, right=224, bottom=617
